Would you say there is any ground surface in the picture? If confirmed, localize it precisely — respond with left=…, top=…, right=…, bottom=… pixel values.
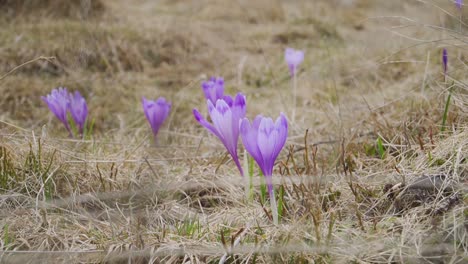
left=0, top=0, right=466, bottom=263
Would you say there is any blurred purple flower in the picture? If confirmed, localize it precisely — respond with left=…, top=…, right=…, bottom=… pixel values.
left=193, top=93, right=246, bottom=176
left=240, top=113, right=288, bottom=193
left=202, top=77, right=225, bottom=105
left=442, top=48, right=448, bottom=74
left=456, top=0, right=463, bottom=9
left=284, top=48, right=304, bottom=76
left=68, top=91, right=88, bottom=135
left=142, top=97, right=171, bottom=140
left=42, top=87, right=72, bottom=136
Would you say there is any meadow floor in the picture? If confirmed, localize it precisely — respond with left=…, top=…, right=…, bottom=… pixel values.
left=0, top=0, right=467, bottom=263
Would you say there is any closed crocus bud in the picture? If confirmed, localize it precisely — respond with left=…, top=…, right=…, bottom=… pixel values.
left=442, top=48, right=448, bottom=74
left=240, top=113, right=288, bottom=190
left=201, top=77, right=225, bottom=105
left=142, top=97, right=171, bottom=141
left=240, top=113, right=288, bottom=224
left=42, top=87, right=72, bottom=136
left=284, top=48, right=304, bottom=76
left=456, top=0, right=463, bottom=9
left=68, top=91, right=88, bottom=135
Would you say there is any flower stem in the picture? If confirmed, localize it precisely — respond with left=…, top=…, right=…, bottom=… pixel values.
left=265, top=176, right=278, bottom=225
left=243, top=149, right=251, bottom=202
left=292, top=70, right=297, bottom=124
left=459, top=10, right=462, bottom=34
left=153, top=133, right=159, bottom=146
left=269, top=187, right=278, bottom=225
left=65, top=123, right=74, bottom=138
left=441, top=86, right=452, bottom=133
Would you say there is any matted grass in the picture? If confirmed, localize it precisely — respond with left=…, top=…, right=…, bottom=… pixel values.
left=0, top=0, right=466, bottom=263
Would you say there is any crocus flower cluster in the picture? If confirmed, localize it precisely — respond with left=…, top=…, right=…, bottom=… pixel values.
left=193, top=76, right=288, bottom=224
left=42, top=87, right=88, bottom=137
left=142, top=97, right=171, bottom=141
left=43, top=88, right=172, bottom=141
left=284, top=47, right=304, bottom=76
left=194, top=78, right=290, bottom=181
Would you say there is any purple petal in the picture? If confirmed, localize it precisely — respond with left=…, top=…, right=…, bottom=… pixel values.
left=258, top=117, right=276, bottom=176
left=222, top=95, right=234, bottom=107
left=240, top=117, right=264, bottom=171
left=69, top=91, right=88, bottom=134
left=231, top=93, right=246, bottom=136
left=272, top=113, right=288, bottom=161
left=285, top=48, right=294, bottom=59
left=215, top=99, right=231, bottom=115
left=193, top=108, right=221, bottom=138
left=210, top=100, right=236, bottom=155
left=207, top=99, right=215, bottom=114
left=156, top=97, right=172, bottom=122
left=252, top=115, right=263, bottom=129
left=232, top=93, right=246, bottom=118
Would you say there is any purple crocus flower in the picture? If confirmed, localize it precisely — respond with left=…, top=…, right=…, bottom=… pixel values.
left=442, top=48, right=448, bottom=74
left=193, top=93, right=246, bottom=176
left=284, top=48, right=304, bottom=76
left=142, top=97, right=171, bottom=140
left=240, top=113, right=288, bottom=192
left=202, top=77, right=225, bottom=105
left=240, top=113, right=288, bottom=224
left=68, top=91, right=88, bottom=135
left=42, top=87, right=72, bottom=135
left=456, top=0, right=463, bottom=9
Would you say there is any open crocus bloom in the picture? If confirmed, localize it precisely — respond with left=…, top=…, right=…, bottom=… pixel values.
left=240, top=113, right=288, bottom=193
left=202, top=77, right=225, bottom=105
left=142, top=97, right=171, bottom=139
left=284, top=47, right=304, bottom=76
left=68, top=91, right=88, bottom=134
left=42, top=87, right=72, bottom=135
left=193, top=93, right=246, bottom=176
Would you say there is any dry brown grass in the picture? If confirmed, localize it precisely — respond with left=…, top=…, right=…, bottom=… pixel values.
left=0, top=0, right=467, bottom=263
left=0, top=0, right=105, bottom=19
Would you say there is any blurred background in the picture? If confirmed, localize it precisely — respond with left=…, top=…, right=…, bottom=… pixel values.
left=1, top=0, right=465, bottom=137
